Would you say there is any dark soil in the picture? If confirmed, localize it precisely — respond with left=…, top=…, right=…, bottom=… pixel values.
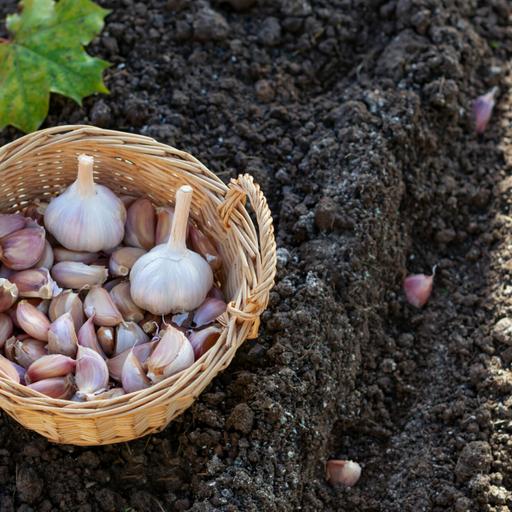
left=1, top=0, right=512, bottom=510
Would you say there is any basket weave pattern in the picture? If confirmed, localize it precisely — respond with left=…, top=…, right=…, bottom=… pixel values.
left=0, top=125, right=276, bottom=445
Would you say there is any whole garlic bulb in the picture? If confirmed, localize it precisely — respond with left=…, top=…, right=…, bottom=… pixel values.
left=44, top=154, right=126, bottom=252
left=130, top=185, right=213, bottom=314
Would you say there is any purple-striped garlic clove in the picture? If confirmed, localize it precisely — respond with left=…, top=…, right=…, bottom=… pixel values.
left=207, top=286, right=225, bottom=301
left=77, top=316, right=106, bottom=359
left=107, top=341, right=156, bottom=381
left=27, top=375, right=75, bottom=399
left=53, top=247, right=100, bottom=264
left=11, top=361, right=26, bottom=384
left=154, top=206, right=175, bottom=245
left=11, top=268, right=62, bottom=300
left=109, top=247, right=146, bottom=277
left=51, top=261, right=108, bottom=290
left=0, top=313, right=13, bottom=349
left=192, top=297, right=227, bottom=328
left=121, top=350, right=151, bottom=393
left=0, top=213, right=26, bottom=239
left=0, top=354, right=20, bottom=383
left=48, top=290, right=84, bottom=332
left=188, top=226, right=222, bottom=271
left=0, top=279, right=18, bottom=313
left=13, top=338, right=47, bottom=368
left=84, top=286, right=123, bottom=327
left=75, top=346, right=109, bottom=399
left=47, top=312, right=78, bottom=357
left=147, top=325, right=194, bottom=382
left=16, top=300, right=50, bottom=341
left=110, top=281, right=144, bottom=322
left=115, top=321, right=149, bottom=355
left=188, top=325, right=222, bottom=359
left=124, top=198, right=156, bottom=250
left=25, top=354, right=75, bottom=384
left=97, top=326, right=115, bottom=357
left=34, top=240, right=54, bottom=269
left=0, top=226, right=46, bottom=270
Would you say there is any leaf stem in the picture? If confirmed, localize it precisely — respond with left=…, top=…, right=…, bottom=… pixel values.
left=168, top=186, right=192, bottom=252
left=76, top=154, right=95, bottom=197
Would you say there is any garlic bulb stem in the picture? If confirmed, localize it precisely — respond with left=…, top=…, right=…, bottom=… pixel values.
left=168, top=185, right=192, bottom=252
left=76, top=155, right=95, bottom=198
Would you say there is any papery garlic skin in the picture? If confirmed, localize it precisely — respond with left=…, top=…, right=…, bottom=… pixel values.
left=130, top=185, right=213, bottom=314
left=44, top=154, right=126, bottom=252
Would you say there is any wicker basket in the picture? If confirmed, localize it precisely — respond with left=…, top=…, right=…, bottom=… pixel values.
left=0, top=125, right=276, bottom=445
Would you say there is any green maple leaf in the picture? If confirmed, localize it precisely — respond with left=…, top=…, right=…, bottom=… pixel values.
left=0, top=0, right=111, bottom=133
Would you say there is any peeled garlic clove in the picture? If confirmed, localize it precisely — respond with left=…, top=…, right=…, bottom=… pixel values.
left=122, top=350, right=151, bottom=393
left=34, top=241, right=54, bottom=269
left=48, top=290, right=85, bottom=332
left=188, top=326, right=222, bottom=359
left=28, top=375, right=75, bottom=399
left=0, top=213, right=26, bottom=238
left=0, top=313, right=13, bottom=349
left=325, top=460, right=362, bottom=487
left=124, top=198, right=156, bottom=250
left=16, top=300, right=50, bottom=341
left=89, top=388, right=126, bottom=401
left=108, top=341, right=155, bottom=381
left=75, top=346, right=109, bottom=398
left=44, top=155, right=127, bottom=252
left=403, top=267, right=435, bottom=308
left=115, top=321, right=149, bottom=355
left=0, top=226, right=46, bottom=270
left=147, top=325, right=194, bottom=382
left=189, top=225, right=222, bottom=271
left=110, top=281, right=144, bottom=322
left=13, top=338, right=47, bottom=368
left=84, top=286, right=123, bottom=326
left=0, top=354, right=20, bottom=383
left=154, top=206, right=175, bottom=245
left=473, top=87, right=498, bottom=134
left=0, top=279, right=18, bottom=313
left=48, top=312, right=78, bottom=357
left=25, top=354, right=75, bottom=383
left=130, top=186, right=213, bottom=314
left=109, top=247, right=146, bottom=277
left=51, top=261, right=108, bottom=290
left=53, top=247, right=100, bottom=264
left=192, top=297, right=227, bottom=327
left=77, top=316, right=106, bottom=359
left=11, top=268, right=62, bottom=299
left=97, top=326, right=115, bottom=356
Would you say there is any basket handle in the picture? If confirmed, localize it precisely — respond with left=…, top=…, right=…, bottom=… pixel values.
left=219, top=174, right=277, bottom=339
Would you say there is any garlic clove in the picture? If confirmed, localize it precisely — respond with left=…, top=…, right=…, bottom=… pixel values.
left=121, top=350, right=151, bottom=393
left=188, top=225, right=222, bottom=271
left=207, top=286, right=225, bottom=301
left=0, top=213, right=26, bottom=238
left=109, top=247, right=146, bottom=277
left=107, top=341, right=155, bottom=381
left=44, top=154, right=127, bottom=252
left=325, top=460, right=362, bottom=487
left=403, top=267, right=435, bottom=308
left=120, top=195, right=138, bottom=208
left=88, top=388, right=126, bottom=401
left=25, top=354, right=75, bottom=383
left=130, top=185, right=213, bottom=314
left=48, top=290, right=84, bottom=332
left=11, top=268, right=62, bottom=299
left=0, top=313, right=13, bottom=349
left=16, top=300, right=50, bottom=341
left=13, top=338, right=47, bottom=368
left=147, top=325, right=194, bottom=382
left=0, top=265, right=14, bottom=279
left=154, top=206, right=175, bottom=245
left=53, top=247, right=100, bottom=264
left=0, top=278, right=18, bottom=313
left=97, top=326, right=115, bottom=356
left=11, top=361, right=26, bottom=384
left=192, top=297, right=227, bottom=328
left=51, top=261, right=108, bottom=290
left=34, top=240, right=54, bottom=269
left=115, top=321, right=149, bottom=355
left=27, top=375, right=75, bottom=399
left=124, top=198, right=156, bottom=250
left=188, top=326, right=222, bottom=359
left=4, top=336, right=16, bottom=361
left=0, top=354, right=20, bottom=383
left=473, top=87, right=498, bottom=134
left=77, top=316, right=106, bottom=359
left=84, top=286, right=123, bottom=326
left=75, top=346, right=109, bottom=398
left=29, top=298, right=50, bottom=316
left=0, top=226, right=46, bottom=270
left=140, top=313, right=160, bottom=335
left=103, top=277, right=125, bottom=292
left=47, top=312, right=78, bottom=357
left=171, top=311, right=191, bottom=328
left=22, top=201, right=47, bottom=225
left=110, top=281, right=144, bottom=322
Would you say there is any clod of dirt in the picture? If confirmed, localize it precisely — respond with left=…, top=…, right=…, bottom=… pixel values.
left=492, top=317, right=512, bottom=344
left=16, top=467, right=43, bottom=504
left=226, top=403, right=255, bottom=434
left=258, top=17, right=282, bottom=47
left=89, top=100, right=112, bottom=128
left=455, top=441, right=493, bottom=482
left=193, top=7, right=229, bottom=42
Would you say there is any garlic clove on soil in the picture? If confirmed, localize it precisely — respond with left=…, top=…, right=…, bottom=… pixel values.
left=109, top=247, right=146, bottom=277
left=473, top=87, right=498, bottom=134
left=75, top=346, right=109, bottom=399
left=44, top=154, right=127, bottom=252
left=47, top=312, right=78, bottom=357
left=84, top=286, right=123, bottom=326
left=130, top=185, right=213, bottom=314
left=0, top=226, right=46, bottom=270
left=403, top=266, right=436, bottom=308
left=25, top=354, right=75, bottom=384
left=51, top=261, right=108, bottom=290
left=121, top=350, right=151, bottom=393
left=325, top=460, right=362, bottom=487
left=124, top=198, right=156, bottom=250
left=16, top=300, right=50, bottom=341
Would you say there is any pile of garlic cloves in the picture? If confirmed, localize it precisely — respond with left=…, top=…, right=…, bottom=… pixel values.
left=0, top=155, right=226, bottom=400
